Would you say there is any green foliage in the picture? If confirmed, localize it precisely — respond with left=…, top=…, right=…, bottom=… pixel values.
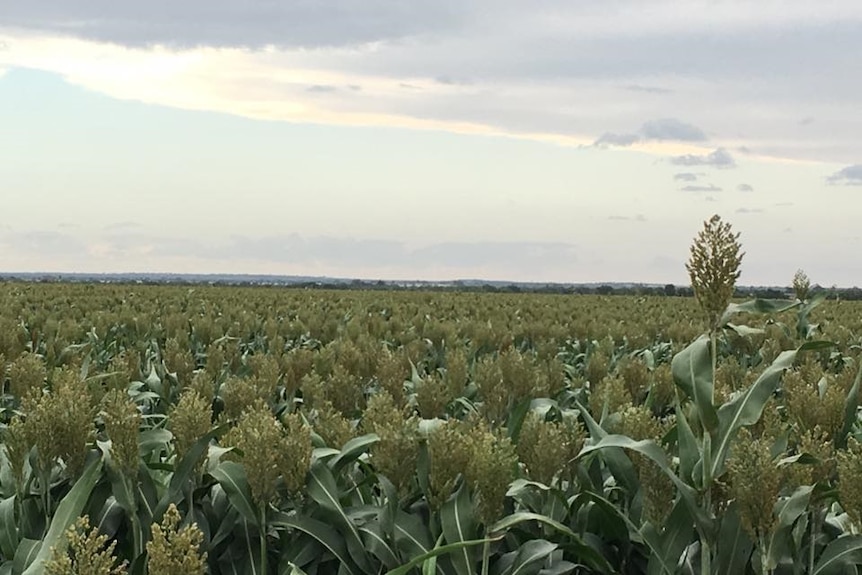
left=2, top=237, right=862, bottom=573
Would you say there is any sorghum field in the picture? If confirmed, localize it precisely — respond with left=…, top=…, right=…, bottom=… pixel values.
left=3, top=218, right=862, bottom=574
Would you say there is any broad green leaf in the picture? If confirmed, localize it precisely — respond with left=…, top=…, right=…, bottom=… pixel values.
left=329, top=433, right=379, bottom=474
left=506, top=540, right=558, bottom=575
left=306, top=461, right=372, bottom=573
left=153, top=423, right=228, bottom=522
left=675, top=403, right=700, bottom=485
left=713, top=503, right=753, bottom=575
left=137, top=428, right=173, bottom=456
left=765, top=485, right=813, bottom=571
left=392, top=510, right=440, bottom=570
left=22, top=457, right=103, bottom=575
left=812, top=534, right=862, bottom=575
left=671, top=335, right=718, bottom=435
left=578, top=435, right=712, bottom=537
left=13, top=539, right=40, bottom=575
left=440, top=483, right=478, bottom=575
left=210, top=461, right=260, bottom=526
left=644, top=499, right=695, bottom=575
left=574, top=401, right=639, bottom=495
left=271, top=512, right=361, bottom=575
left=0, top=496, right=18, bottom=559
left=489, top=512, right=615, bottom=574
left=712, top=349, right=797, bottom=479
left=385, top=536, right=503, bottom=575
left=360, top=520, right=400, bottom=570
left=720, top=299, right=800, bottom=325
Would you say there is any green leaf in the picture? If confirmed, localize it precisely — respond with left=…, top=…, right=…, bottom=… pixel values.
left=489, top=512, right=615, bottom=574
left=22, top=457, right=103, bottom=575
left=574, top=401, right=639, bottom=496
left=440, top=483, right=478, bottom=575
left=712, top=349, right=797, bottom=478
left=643, top=500, right=695, bottom=575
left=13, top=539, right=40, bottom=575
left=578, top=435, right=712, bottom=537
left=812, top=534, right=862, bottom=575
left=137, top=428, right=173, bottom=456
left=0, top=496, right=19, bottom=560
left=720, top=299, right=800, bottom=325
left=385, top=536, right=503, bottom=575
left=328, top=433, right=379, bottom=474
left=507, top=540, right=558, bottom=575
left=210, top=460, right=260, bottom=527
left=675, top=403, right=701, bottom=486
left=360, top=520, right=400, bottom=570
left=153, top=423, right=228, bottom=523
left=671, top=335, right=718, bottom=435
left=392, top=511, right=436, bottom=566
left=765, top=485, right=813, bottom=571
left=271, top=512, right=361, bottom=575
left=306, top=461, right=372, bottom=573
left=713, top=503, right=753, bottom=575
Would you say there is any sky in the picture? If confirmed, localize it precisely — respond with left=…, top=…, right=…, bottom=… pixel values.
left=1, top=1, right=861, bottom=286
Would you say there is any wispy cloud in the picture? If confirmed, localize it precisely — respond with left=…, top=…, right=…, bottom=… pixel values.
left=680, top=184, right=723, bottom=192
left=674, top=172, right=702, bottom=182
left=827, top=164, right=862, bottom=186
left=670, top=148, right=736, bottom=169
left=737, top=183, right=754, bottom=192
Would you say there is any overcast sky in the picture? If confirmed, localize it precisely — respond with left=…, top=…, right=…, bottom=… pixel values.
left=1, top=1, right=861, bottom=285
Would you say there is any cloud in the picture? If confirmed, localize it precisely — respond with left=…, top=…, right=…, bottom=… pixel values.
left=607, top=214, right=647, bottom=222
left=594, top=117, right=706, bottom=147
left=623, top=84, right=672, bottom=94
left=1, top=230, right=86, bottom=256
left=680, top=184, right=722, bottom=192
left=674, top=172, right=702, bottom=182
left=827, top=164, right=862, bottom=186
left=670, top=148, right=736, bottom=168
left=640, top=118, right=707, bottom=142
left=1, top=2, right=862, bottom=164
left=593, top=132, right=641, bottom=147
left=798, top=116, right=815, bottom=126
left=306, top=84, right=338, bottom=93
left=736, top=207, right=764, bottom=213
left=737, top=183, right=754, bottom=192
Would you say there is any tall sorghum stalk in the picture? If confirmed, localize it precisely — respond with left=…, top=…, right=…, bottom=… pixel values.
left=686, top=214, right=744, bottom=575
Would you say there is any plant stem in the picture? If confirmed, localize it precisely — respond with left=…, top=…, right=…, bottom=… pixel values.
left=260, top=505, right=268, bottom=575
left=481, top=537, right=491, bottom=575
left=809, top=508, right=819, bottom=575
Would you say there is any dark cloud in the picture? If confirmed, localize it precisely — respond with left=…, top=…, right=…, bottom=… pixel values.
left=827, top=164, right=862, bottom=186
left=306, top=84, right=338, bottom=93
left=680, top=184, right=722, bottom=192
left=593, top=132, right=641, bottom=147
left=737, top=183, right=754, bottom=192
left=347, top=84, right=362, bottom=91
left=670, top=148, right=736, bottom=168
left=640, top=118, right=707, bottom=142
left=594, top=118, right=706, bottom=147
left=798, top=116, right=815, bottom=126
left=674, top=172, right=702, bottom=182
left=0, top=1, right=464, bottom=49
